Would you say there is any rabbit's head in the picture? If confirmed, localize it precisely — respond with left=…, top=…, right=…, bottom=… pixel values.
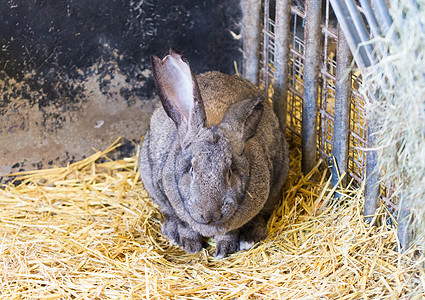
left=151, top=49, right=266, bottom=236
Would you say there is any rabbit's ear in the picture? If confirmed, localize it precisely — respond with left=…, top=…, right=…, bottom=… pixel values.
left=151, top=49, right=206, bottom=130
left=221, top=95, right=264, bottom=152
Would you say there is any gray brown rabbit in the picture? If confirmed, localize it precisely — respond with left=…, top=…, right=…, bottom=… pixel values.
left=139, top=49, right=289, bottom=257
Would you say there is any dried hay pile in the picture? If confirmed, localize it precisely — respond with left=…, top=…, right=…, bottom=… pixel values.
left=362, top=0, right=425, bottom=246
left=0, top=139, right=424, bottom=299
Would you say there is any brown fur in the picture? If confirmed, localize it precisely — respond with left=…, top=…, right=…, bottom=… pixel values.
left=140, top=51, right=289, bottom=257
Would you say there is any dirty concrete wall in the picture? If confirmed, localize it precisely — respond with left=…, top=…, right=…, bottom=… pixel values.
left=0, top=0, right=243, bottom=181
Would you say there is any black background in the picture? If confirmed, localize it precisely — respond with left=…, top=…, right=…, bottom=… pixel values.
left=0, top=0, right=243, bottom=111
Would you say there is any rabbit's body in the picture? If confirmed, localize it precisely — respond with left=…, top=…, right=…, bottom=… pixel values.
left=140, top=50, right=289, bottom=257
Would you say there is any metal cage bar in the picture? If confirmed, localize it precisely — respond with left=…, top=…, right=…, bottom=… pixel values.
left=242, top=0, right=262, bottom=85
left=359, top=0, right=382, bottom=37
left=364, top=121, right=380, bottom=221
left=329, top=0, right=374, bottom=70
left=397, top=199, right=413, bottom=252
left=302, top=0, right=322, bottom=174
left=331, top=27, right=352, bottom=192
left=273, top=0, right=292, bottom=132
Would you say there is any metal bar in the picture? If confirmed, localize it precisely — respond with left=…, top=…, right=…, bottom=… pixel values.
left=364, top=120, right=380, bottom=223
left=371, top=0, right=393, bottom=34
left=262, top=0, right=271, bottom=89
left=329, top=0, right=374, bottom=70
left=241, top=0, right=262, bottom=85
left=319, top=0, right=330, bottom=161
left=345, top=0, right=373, bottom=49
left=322, top=71, right=337, bottom=82
left=397, top=199, right=412, bottom=252
left=290, top=48, right=305, bottom=60
left=289, top=85, right=304, bottom=99
left=322, top=27, right=338, bottom=40
left=381, top=196, right=398, bottom=211
left=302, top=0, right=322, bottom=175
left=347, top=171, right=363, bottom=185
left=292, top=12, right=299, bottom=50
left=291, top=6, right=306, bottom=18
left=332, top=26, right=352, bottom=193
left=359, top=0, right=382, bottom=37
left=349, top=130, right=366, bottom=144
left=273, top=0, right=292, bottom=132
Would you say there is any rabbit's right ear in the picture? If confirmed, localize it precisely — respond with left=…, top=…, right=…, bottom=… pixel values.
left=221, top=95, right=265, bottom=154
left=151, top=49, right=206, bottom=131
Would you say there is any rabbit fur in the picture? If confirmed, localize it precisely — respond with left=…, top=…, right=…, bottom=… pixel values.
left=139, top=49, right=289, bottom=257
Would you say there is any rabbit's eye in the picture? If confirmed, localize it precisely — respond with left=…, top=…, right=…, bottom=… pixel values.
left=226, top=168, right=232, bottom=182
left=185, top=163, right=193, bottom=176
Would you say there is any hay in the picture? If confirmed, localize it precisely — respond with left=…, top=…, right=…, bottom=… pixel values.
left=361, top=0, right=425, bottom=246
left=0, top=139, right=424, bottom=299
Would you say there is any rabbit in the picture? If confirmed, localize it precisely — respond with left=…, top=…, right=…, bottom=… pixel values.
left=139, top=49, right=289, bottom=258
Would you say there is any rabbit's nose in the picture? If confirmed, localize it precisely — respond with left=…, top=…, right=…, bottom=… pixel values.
left=200, top=210, right=222, bottom=224
left=190, top=206, right=223, bottom=224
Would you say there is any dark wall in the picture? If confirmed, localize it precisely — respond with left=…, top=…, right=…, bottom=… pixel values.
left=0, top=0, right=242, bottom=180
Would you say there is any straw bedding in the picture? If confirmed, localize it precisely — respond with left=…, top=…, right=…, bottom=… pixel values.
left=0, top=139, right=423, bottom=299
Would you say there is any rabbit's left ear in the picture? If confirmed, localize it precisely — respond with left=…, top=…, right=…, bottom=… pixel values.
left=221, top=95, right=264, bottom=152
left=151, top=49, right=206, bottom=131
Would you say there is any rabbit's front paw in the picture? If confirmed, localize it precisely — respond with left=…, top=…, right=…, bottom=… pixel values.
left=214, top=231, right=239, bottom=258
left=239, top=215, right=268, bottom=251
left=161, top=216, right=203, bottom=254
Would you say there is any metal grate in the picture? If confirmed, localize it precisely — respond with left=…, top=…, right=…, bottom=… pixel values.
left=258, top=0, right=368, bottom=187
left=348, top=78, right=367, bottom=184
